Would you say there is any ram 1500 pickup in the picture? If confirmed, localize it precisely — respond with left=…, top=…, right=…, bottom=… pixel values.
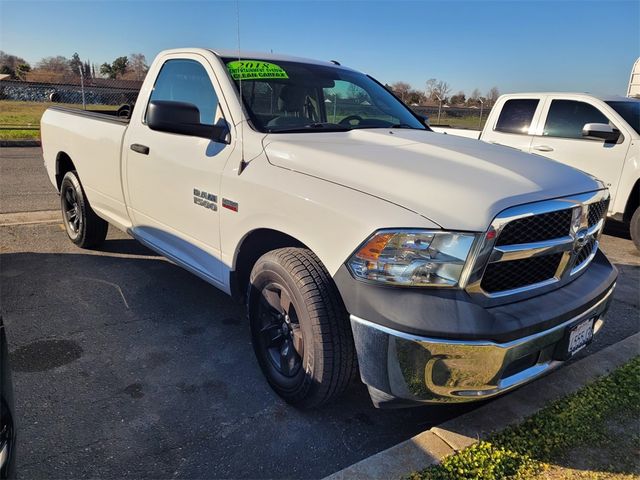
left=432, top=93, right=640, bottom=249
left=41, top=48, right=618, bottom=408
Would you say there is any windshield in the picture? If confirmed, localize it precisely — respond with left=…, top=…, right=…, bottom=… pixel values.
left=606, top=100, right=640, bottom=135
left=222, top=57, right=426, bottom=133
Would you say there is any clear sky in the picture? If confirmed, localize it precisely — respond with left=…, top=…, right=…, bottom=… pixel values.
left=1, top=0, right=638, bottom=96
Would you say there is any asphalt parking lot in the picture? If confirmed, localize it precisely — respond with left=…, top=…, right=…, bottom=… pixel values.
left=1, top=147, right=639, bottom=479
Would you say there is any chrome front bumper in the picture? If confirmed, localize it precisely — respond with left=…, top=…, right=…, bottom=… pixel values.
left=351, top=284, right=615, bottom=407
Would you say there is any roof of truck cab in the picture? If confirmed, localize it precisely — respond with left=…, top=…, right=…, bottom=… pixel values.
left=500, top=92, right=637, bottom=102
left=208, top=48, right=356, bottom=70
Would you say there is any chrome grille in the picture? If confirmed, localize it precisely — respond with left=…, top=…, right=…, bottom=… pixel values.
left=464, top=190, right=609, bottom=306
left=481, top=253, right=563, bottom=293
left=588, top=198, right=609, bottom=228
left=495, top=209, right=573, bottom=246
left=572, top=237, right=597, bottom=273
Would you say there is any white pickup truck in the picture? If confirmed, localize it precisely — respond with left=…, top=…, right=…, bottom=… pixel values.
left=432, top=93, right=640, bottom=249
left=41, top=48, right=617, bottom=409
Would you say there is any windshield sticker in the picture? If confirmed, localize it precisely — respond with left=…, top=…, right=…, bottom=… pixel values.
left=227, top=60, right=289, bottom=80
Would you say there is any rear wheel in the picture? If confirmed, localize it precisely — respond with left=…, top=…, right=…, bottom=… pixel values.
left=60, top=171, right=108, bottom=248
left=630, top=206, right=640, bottom=251
left=248, top=248, right=357, bottom=408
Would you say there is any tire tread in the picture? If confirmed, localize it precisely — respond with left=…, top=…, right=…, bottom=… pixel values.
left=250, top=247, right=358, bottom=408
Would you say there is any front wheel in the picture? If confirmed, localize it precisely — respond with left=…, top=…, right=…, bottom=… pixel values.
left=60, top=171, right=108, bottom=248
left=248, top=248, right=358, bottom=408
left=630, top=206, right=640, bottom=251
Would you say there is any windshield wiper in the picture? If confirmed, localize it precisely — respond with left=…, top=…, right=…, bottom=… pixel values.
left=267, top=122, right=352, bottom=133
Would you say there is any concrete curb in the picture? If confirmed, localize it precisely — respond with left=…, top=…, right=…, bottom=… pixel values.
left=0, top=140, right=41, bottom=147
left=324, top=332, right=640, bottom=480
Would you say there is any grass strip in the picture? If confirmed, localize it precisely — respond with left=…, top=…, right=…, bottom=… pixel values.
left=409, top=356, right=640, bottom=480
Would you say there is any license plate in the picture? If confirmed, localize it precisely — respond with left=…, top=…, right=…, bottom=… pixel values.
left=567, top=318, right=594, bottom=356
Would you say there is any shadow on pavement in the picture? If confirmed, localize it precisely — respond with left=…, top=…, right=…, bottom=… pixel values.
left=1, top=250, right=478, bottom=480
left=95, top=238, right=159, bottom=257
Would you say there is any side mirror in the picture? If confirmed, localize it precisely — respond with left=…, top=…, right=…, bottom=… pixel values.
left=582, top=123, right=621, bottom=142
left=416, top=113, right=430, bottom=126
left=147, top=100, right=230, bottom=143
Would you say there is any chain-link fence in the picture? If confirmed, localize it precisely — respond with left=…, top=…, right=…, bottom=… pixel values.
left=0, top=73, right=490, bottom=138
left=0, top=75, right=141, bottom=108
left=413, top=105, right=491, bottom=129
left=0, top=73, right=142, bottom=138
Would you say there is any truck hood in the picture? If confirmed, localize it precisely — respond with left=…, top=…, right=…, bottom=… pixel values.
left=263, top=129, right=602, bottom=231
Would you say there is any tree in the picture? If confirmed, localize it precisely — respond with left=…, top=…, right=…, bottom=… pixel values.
left=406, top=89, right=425, bottom=105
left=0, top=51, right=30, bottom=79
left=467, top=88, right=482, bottom=106
left=425, top=78, right=451, bottom=102
left=425, top=78, right=437, bottom=100
left=126, top=53, right=149, bottom=80
left=100, top=56, right=129, bottom=79
left=15, top=63, right=31, bottom=80
left=82, top=60, right=91, bottom=79
left=450, top=91, right=466, bottom=106
left=391, top=81, right=411, bottom=102
left=36, top=56, right=70, bottom=73
left=69, top=52, right=83, bottom=76
left=99, top=63, right=111, bottom=78
left=486, top=86, right=500, bottom=106
left=434, top=80, right=451, bottom=102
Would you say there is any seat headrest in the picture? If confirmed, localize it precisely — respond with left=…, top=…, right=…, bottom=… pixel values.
left=278, top=86, right=307, bottom=113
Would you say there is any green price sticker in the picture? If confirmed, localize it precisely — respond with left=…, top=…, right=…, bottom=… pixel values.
left=227, top=60, right=289, bottom=80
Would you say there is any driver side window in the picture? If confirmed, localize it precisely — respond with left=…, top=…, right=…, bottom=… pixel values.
left=148, top=59, right=222, bottom=125
left=543, top=100, right=610, bottom=139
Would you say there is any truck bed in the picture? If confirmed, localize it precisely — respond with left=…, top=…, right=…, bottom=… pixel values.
left=41, top=105, right=132, bottom=231
left=47, top=105, right=131, bottom=124
left=431, top=126, right=482, bottom=139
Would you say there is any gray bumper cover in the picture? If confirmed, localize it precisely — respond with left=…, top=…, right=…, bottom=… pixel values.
left=336, top=251, right=617, bottom=407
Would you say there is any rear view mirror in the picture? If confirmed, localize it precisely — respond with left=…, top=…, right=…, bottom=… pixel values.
left=147, top=100, right=230, bottom=143
left=582, top=123, right=621, bottom=142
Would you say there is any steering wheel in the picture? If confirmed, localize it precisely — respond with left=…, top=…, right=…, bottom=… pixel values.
left=339, top=115, right=363, bottom=126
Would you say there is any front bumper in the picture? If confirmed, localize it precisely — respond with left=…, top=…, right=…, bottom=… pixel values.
left=336, top=251, right=617, bottom=408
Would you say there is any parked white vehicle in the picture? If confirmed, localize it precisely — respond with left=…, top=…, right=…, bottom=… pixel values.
left=41, top=49, right=617, bottom=408
left=433, top=93, right=640, bottom=249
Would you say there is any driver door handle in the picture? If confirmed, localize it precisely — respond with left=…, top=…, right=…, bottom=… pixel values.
left=532, top=145, right=554, bottom=152
left=130, top=143, right=150, bottom=155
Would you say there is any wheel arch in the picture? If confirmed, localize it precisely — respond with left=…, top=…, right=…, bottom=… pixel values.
left=55, top=151, right=76, bottom=191
left=623, top=178, right=640, bottom=222
left=230, top=228, right=311, bottom=303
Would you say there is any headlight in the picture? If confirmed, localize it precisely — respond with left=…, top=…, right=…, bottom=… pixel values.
left=347, top=230, right=477, bottom=287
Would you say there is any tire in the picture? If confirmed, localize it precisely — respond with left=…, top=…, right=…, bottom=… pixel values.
left=60, top=171, right=108, bottom=248
left=630, top=206, right=640, bottom=251
left=247, top=247, right=358, bottom=408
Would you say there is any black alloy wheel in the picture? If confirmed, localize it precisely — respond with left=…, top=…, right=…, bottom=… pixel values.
left=248, top=248, right=358, bottom=408
left=59, top=171, right=108, bottom=248
left=62, top=183, right=82, bottom=239
left=257, top=283, right=304, bottom=378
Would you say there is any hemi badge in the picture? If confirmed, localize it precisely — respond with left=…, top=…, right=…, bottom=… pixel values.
left=222, top=199, right=239, bottom=212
